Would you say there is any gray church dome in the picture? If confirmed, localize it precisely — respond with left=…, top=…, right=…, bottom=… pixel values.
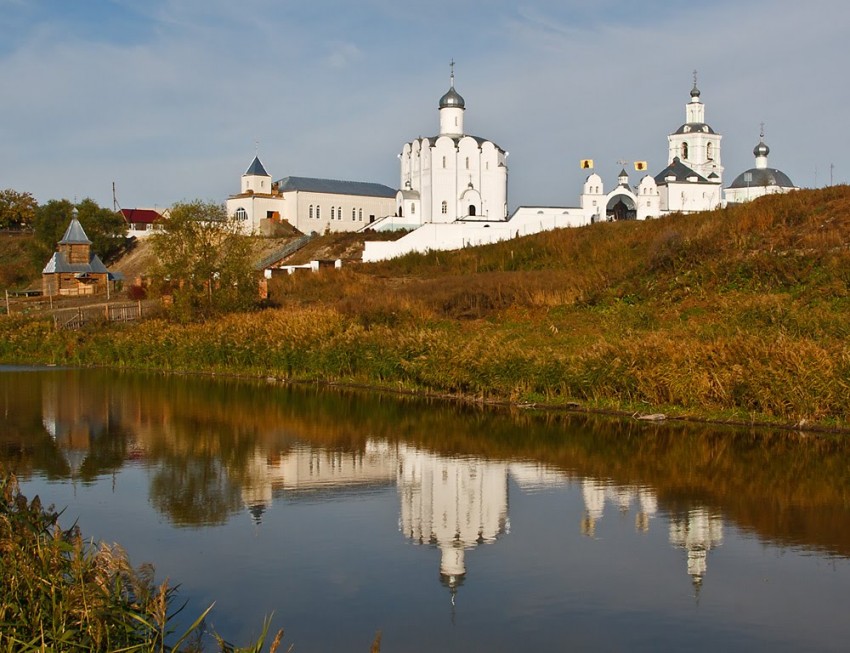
left=439, top=85, right=465, bottom=109
left=754, top=140, right=770, bottom=157
left=728, top=167, right=795, bottom=189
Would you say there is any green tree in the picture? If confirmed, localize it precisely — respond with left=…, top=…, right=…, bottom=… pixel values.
left=75, top=198, right=127, bottom=262
left=30, top=199, right=74, bottom=264
left=30, top=198, right=127, bottom=264
left=150, top=199, right=256, bottom=318
left=0, top=189, right=38, bottom=230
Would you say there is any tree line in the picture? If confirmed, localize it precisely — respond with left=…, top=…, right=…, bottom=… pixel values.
left=2, top=188, right=256, bottom=318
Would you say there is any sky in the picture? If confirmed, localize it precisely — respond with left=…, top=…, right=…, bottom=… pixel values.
left=1, top=0, right=848, bottom=211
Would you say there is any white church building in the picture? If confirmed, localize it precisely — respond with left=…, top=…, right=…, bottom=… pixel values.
left=363, top=73, right=798, bottom=262
left=226, top=156, right=396, bottom=235
left=725, top=129, right=798, bottom=203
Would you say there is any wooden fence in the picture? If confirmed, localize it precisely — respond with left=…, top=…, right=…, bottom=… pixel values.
left=53, top=302, right=143, bottom=330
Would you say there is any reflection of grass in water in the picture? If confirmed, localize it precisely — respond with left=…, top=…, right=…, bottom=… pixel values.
left=0, top=468, right=287, bottom=652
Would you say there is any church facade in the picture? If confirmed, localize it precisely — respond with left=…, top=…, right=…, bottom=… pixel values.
left=579, top=80, right=724, bottom=222
left=392, top=68, right=508, bottom=227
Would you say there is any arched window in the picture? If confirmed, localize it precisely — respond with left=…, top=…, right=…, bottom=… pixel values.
left=316, top=206, right=321, bottom=219
left=442, top=156, right=446, bottom=168
left=235, top=207, right=247, bottom=221
left=706, top=142, right=713, bottom=160
left=309, top=205, right=313, bottom=219
left=681, top=142, right=689, bottom=159
left=411, top=203, right=415, bottom=215
left=441, top=201, right=448, bottom=214
left=358, top=209, right=363, bottom=220
left=331, top=207, right=335, bottom=220
left=469, top=205, right=476, bottom=216
left=465, top=157, right=470, bottom=169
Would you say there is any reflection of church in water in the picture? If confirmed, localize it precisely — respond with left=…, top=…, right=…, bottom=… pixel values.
left=581, top=479, right=723, bottom=590
left=239, top=441, right=724, bottom=594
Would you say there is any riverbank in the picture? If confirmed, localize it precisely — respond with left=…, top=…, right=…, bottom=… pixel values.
left=2, top=186, right=850, bottom=431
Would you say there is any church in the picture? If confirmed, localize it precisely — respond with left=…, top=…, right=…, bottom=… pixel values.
left=579, top=78, right=725, bottom=222
left=725, top=128, right=797, bottom=203
left=391, top=65, right=508, bottom=227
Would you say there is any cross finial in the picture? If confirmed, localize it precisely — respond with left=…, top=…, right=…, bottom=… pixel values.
left=759, top=122, right=765, bottom=139
left=255, top=139, right=259, bottom=155
left=450, top=59, right=455, bottom=86
left=693, top=69, right=698, bottom=88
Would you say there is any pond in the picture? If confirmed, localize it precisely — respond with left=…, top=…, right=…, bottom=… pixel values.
left=2, top=366, right=850, bottom=652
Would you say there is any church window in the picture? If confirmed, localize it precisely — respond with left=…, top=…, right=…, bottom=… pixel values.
left=486, top=162, right=489, bottom=170
left=441, top=201, right=448, bottom=214
left=465, top=157, right=470, bottom=170
left=352, top=208, right=356, bottom=220
left=235, top=207, right=247, bottom=221
left=359, top=208, right=363, bottom=220
left=331, top=207, right=335, bottom=220
left=411, top=203, right=415, bottom=215
left=682, top=142, right=689, bottom=159
left=316, top=206, right=321, bottom=219
left=309, top=205, right=313, bottom=219
left=442, top=156, right=446, bottom=169
left=706, top=142, right=713, bottom=160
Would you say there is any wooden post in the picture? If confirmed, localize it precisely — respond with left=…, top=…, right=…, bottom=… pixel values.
left=138, top=300, right=141, bottom=319
left=4, top=290, right=9, bottom=317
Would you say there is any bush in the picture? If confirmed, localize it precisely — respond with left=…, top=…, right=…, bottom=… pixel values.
left=0, top=468, right=285, bottom=652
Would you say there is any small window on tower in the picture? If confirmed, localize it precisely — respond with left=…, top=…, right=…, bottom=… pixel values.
left=411, top=204, right=415, bottom=215
left=309, top=205, right=313, bottom=219
left=682, top=142, right=689, bottom=159
left=442, top=156, right=446, bottom=168
left=465, top=157, right=470, bottom=169
left=441, top=201, right=447, bottom=214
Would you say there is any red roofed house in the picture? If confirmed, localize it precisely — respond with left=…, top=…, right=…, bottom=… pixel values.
left=120, top=208, right=167, bottom=238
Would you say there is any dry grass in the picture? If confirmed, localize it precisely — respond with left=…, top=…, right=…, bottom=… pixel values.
left=4, top=186, right=850, bottom=428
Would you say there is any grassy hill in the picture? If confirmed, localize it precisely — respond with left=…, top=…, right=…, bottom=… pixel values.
left=3, top=186, right=850, bottom=429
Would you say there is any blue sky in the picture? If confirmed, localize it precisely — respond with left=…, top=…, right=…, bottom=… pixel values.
left=1, top=0, right=847, bottom=210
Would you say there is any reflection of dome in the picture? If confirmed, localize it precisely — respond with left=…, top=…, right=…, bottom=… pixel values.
left=728, top=167, right=795, bottom=189
left=439, top=85, right=465, bottom=109
left=248, top=503, right=266, bottom=525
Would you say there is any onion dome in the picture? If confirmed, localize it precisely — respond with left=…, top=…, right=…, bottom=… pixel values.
left=754, top=140, right=770, bottom=158
left=690, top=84, right=701, bottom=99
left=439, top=85, right=465, bottom=109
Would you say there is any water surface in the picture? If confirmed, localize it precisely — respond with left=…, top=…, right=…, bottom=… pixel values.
left=2, top=367, right=849, bottom=651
